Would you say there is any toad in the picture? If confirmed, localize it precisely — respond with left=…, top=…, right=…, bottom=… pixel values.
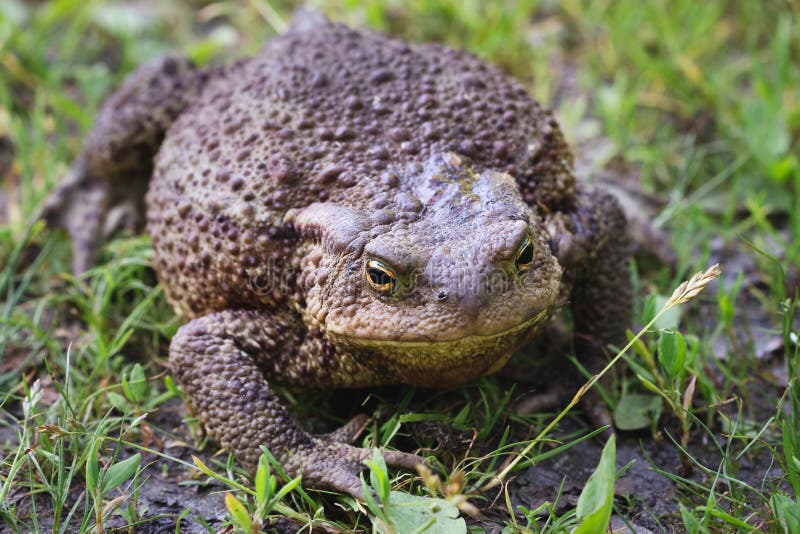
left=45, top=11, right=631, bottom=496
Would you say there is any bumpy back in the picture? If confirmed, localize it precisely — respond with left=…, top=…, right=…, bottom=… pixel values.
left=146, top=14, right=575, bottom=316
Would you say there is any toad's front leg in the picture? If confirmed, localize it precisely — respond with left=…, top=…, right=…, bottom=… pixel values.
left=169, top=309, right=421, bottom=497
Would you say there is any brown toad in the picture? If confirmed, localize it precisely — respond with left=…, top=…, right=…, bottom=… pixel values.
left=45, top=11, right=631, bottom=496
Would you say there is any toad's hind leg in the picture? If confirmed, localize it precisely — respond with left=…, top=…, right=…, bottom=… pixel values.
left=170, top=309, right=422, bottom=497
left=43, top=54, right=204, bottom=273
left=569, top=187, right=632, bottom=355
left=567, top=186, right=633, bottom=426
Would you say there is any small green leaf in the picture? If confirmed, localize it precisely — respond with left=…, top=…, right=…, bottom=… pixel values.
left=657, top=331, right=676, bottom=374
left=613, top=394, right=662, bottom=431
left=385, top=491, right=466, bottom=534
left=102, top=453, right=141, bottom=495
left=106, top=391, right=129, bottom=412
left=191, top=455, right=216, bottom=478
left=164, top=375, right=181, bottom=396
left=86, top=440, right=100, bottom=495
left=271, top=475, right=302, bottom=503
left=658, top=331, right=687, bottom=379
left=364, top=449, right=391, bottom=503
left=128, top=363, right=147, bottom=403
left=637, top=375, right=661, bottom=395
left=225, top=493, right=252, bottom=532
left=451, top=404, right=471, bottom=429
left=255, top=453, right=269, bottom=504
left=573, top=435, right=616, bottom=534
left=381, top=416, right=401, bottom=444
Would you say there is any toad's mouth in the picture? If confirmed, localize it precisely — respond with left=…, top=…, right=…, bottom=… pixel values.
left=326, top=308, right=552, bottom=388
left=328, top=308, right=550, bottom=348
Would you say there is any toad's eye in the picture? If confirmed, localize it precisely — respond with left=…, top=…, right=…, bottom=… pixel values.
left=365, top=259, right=398, bottom=294
left=515, top=236, right=534, bottom=273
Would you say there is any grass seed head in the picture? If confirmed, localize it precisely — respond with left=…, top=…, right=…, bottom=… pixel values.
left=667, top=264, right=722, bottom=307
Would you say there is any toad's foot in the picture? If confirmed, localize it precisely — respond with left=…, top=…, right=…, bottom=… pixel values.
left=293, top=439, right=424, bottom=498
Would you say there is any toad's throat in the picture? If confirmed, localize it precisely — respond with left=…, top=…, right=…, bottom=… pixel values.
left=327, top=309, right=551, bottom=388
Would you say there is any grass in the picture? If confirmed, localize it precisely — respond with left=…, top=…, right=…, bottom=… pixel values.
left=1, top=0, right=798, bottom=532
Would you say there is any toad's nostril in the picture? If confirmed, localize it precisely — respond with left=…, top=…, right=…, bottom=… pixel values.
left=437, top=291, right=447, bottom=301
